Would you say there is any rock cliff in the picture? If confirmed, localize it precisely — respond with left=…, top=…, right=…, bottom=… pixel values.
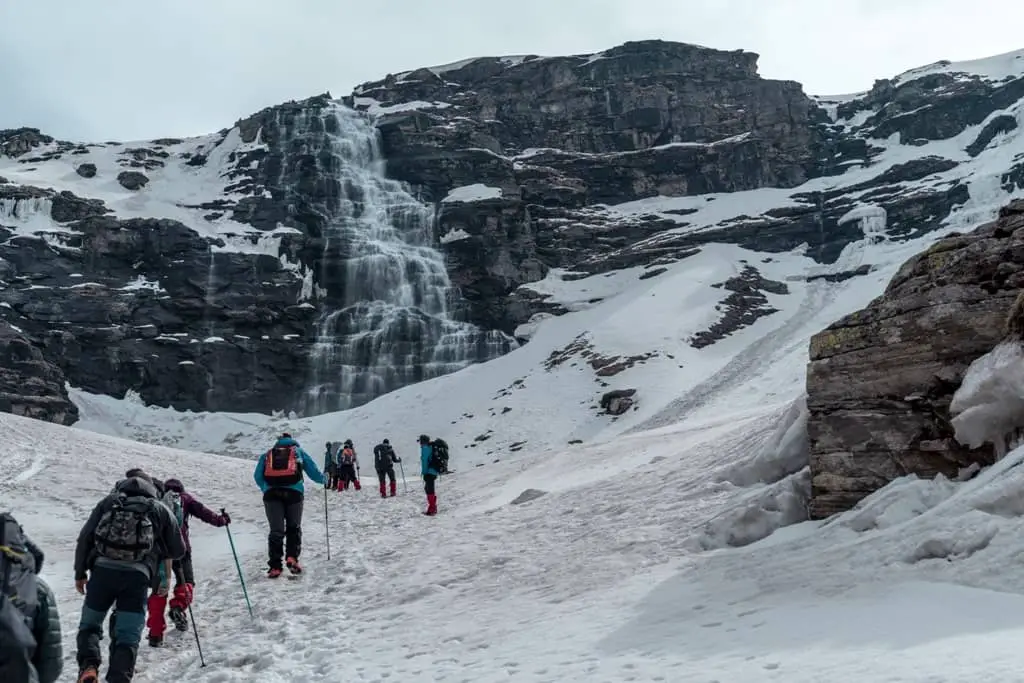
left=2, top=41, right=1023, bottom=426
left=806, top=200, right=1024, bottom=518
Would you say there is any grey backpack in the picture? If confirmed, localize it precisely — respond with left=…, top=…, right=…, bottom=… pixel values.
left=0, top=513, right=39, bottom=683
left=94, top=494, right=156, bottom=563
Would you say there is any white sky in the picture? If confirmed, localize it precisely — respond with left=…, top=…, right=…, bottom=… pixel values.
left=2, top=0, right=1023, bottom=141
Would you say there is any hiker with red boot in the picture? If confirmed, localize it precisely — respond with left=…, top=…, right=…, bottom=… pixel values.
left=336, top=439, right=361, bottom=491
left=254, top=432, right=325, bottom=578
left=145, top=478, right=229, bottom=647
left=419, top=434, right=440, bottom=515
left=373, top=438, right=400, bottom=498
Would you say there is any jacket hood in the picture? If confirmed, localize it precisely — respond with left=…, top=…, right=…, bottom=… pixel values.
left=115, top=476, right=159, bottom=499
left=275, top=437, right=299, bottom=448
left=163, top=478, right=185, bottom=493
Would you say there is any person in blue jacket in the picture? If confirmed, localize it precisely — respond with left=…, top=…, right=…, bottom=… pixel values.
left=418, top=434, right=439, bottom=516
left=254, top=432, right=325, bottom=578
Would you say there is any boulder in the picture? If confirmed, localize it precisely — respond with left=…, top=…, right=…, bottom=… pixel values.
left=805, top=199, right=1024, bottom=518
left=117, top=171, right=149, bottom=190
left=600, top=388, right=637, bottom=415
left=76, top=163, right=97, bottom=178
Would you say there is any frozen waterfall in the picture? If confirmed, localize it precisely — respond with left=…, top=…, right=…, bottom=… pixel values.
left=280, top=104, right=514, bottom=414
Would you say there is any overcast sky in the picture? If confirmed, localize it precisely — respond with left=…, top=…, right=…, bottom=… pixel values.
left=3, top=0, right=1023, bottom=141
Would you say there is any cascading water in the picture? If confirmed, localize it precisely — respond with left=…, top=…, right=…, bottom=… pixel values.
left=282, top=104, right=514, bottom=414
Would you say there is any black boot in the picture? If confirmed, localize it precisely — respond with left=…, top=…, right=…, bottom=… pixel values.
left=108, top=644, right=138, bottom=683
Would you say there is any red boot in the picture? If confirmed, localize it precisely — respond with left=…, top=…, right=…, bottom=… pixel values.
left=423, top=494, right=437, bottom=516
left=379, top=482, right=387, bottom=498
left=353, top=479, right=362, bottom=491
left=389, top=480, right=397, bottom=497
left=146, top=592, right=168, bottom=641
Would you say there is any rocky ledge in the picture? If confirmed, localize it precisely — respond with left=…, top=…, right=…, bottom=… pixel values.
left=806, top=199, right=1024, bottom=518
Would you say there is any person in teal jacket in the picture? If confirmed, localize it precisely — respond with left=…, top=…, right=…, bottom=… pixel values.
left=254, top=433, right=325, bottom=577
left=419, top=434, right=439, bottom=516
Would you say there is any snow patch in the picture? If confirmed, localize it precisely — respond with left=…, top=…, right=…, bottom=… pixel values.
left=441, top=184, right=502, bottom=203
left=950, top=340, right=1024, bottom=456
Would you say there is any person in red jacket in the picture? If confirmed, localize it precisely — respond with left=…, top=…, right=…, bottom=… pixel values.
left=145, top=478, right=229, bottom=646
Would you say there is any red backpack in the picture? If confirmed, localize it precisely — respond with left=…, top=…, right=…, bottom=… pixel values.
left=263, top=445, right=303, bottom=486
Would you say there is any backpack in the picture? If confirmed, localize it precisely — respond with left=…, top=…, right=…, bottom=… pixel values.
left=374, top=444, right=393, bottom=469
left=264, top=445, right=303, bottom=486
left=0, top=513, right=38, bottom=683
left=94, top=493, right=157, bottom=563
left=427, top=440, right=448, bottom=473
left=340, top=447, right=356, bottom=465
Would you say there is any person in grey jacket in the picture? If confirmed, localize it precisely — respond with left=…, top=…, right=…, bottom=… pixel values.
left=0, top=516, right=62, bottom=683
left=73, top=472, right=184, bottom=683
left=24, top=537, right=63, bottom=683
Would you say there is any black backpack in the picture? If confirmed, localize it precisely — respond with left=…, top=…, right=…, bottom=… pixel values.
left=94, top=493, right=157, bottom=563
left=0, top=513, right=39, bottom=683
left=428, top=439, right=448, bottom=472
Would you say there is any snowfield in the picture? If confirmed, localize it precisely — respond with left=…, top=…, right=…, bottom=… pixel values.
left=10, top=347, right=1024, bottom=681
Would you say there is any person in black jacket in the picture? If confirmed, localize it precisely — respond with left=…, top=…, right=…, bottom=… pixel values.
left=74, top=472, right=184, bottom=683
left=373, top=439, right=401, bottom=498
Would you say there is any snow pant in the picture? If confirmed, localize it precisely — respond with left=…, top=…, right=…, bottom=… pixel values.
left=147, top=553, right=195, bottom=638
left=337, top=464, right=360, bottom=490
left=264, top=488, right=304, bottom=570
left=377, top=467, right=396, bottom=496
left=324, top=464, right=336, bottom=490
left=423, top=474, right=437, bottom=515
left=77, top=565, right=149, bottom=682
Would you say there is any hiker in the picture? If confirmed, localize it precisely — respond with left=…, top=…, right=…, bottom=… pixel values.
left=373, top=438, right=401, bottom=498
left=324, top=441, right=338, bottom=491
left=254, top=432, right=325, bottom=578
left=0, top=513, right=63, bottom=683
left=74, top=471, right=185, bottom=683
left=145, top=479, right=230, bottom=647
left=336, top=439, right=361, bottom=491
left=419, top=434, right=439, bottom=515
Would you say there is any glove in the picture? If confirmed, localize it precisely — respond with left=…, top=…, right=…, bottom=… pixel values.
left=219, top=511, right=231, bottom=526
left=395, top=457, right=402, bottom=463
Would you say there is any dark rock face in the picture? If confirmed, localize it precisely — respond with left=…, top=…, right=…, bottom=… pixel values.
left=689, top=265, right=788, bottom=349
left=0, top=322, right=77, bottom=425
left=0, top=192, right=314, bottom=414
left=347, top=41, right=991, bottom=334
left=805, top=200, right=1024, bottom=518
left=117, top=171, right=149, bottom=190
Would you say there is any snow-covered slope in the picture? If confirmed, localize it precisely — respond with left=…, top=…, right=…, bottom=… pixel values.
left=12, top=342, right=1024, bottom=681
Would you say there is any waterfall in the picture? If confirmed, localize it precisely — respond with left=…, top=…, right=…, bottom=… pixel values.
left=280, top=104, right=514, bottom=414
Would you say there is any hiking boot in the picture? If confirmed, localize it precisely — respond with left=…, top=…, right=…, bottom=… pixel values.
left=148, top=635, right=164, bottom=647
left=286, top=556, right=303, bottom=574
left=78, top=666, right=100, bottom=683
left=267, top=567, right=283, bottom=579
left=389, top=481, right=397, bottom=497
left=169, top=606, right=188, bottom=631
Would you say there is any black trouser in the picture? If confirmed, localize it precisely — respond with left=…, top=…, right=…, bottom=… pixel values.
left=338, top=463, right=358, bottom=485
left=174, top=552, right=195, bottom=585
left=77, top=566, right=149, bottom=682
left=423, top=474, right=436, bottom=495
left=263, top=488, right=304, bottom=569
left=377, top=467, right=396, bottom=486
left=325, top=465, right=336, bottom=490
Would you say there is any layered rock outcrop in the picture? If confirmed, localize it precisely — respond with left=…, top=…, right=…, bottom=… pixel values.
left=806, top=200, right=1024, bottom=518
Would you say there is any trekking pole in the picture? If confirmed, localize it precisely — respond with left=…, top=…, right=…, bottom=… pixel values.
left=187, top=603, right=207, bottom=667
left=221, top=509, right=253, bottom=618
left=398, top=460, right=408, bottom=494
left=323, top=483, right=331, bottom=561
